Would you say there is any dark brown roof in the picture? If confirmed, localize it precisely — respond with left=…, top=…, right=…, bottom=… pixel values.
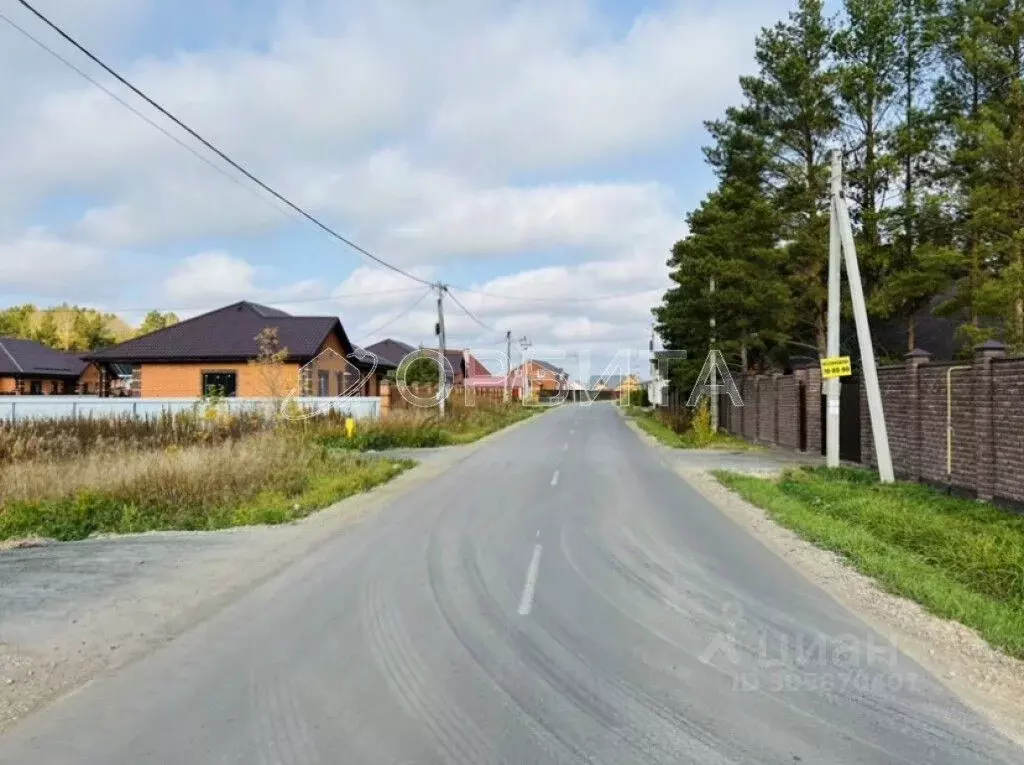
left=0, top=338, right=89, bottom=378
left=363, top=338, right=415, bottom=367
left=87, top=301, right=352, bottom=363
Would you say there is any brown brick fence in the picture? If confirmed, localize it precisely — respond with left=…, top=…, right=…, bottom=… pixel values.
left=706, top=341, right=1024, bottom=503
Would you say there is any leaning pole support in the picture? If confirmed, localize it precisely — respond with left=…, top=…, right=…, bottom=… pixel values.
left=828, top=149, right=895, bottom=483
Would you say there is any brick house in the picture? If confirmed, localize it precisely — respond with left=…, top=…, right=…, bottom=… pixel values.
left=511, top=359, right=569, bottom=394
left=87, top=301, right=388, bottom=398
left=0, top=337, right=101, bottom=395
left=590, top=373, right=642, bottom=391
left=363, top=338, right=491, bottom=384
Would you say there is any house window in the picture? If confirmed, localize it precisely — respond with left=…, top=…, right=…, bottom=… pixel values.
left=318, top=371, right=330, bottom=397
left=336, top=372, right=346, bottom=396
left=202, top=371, right=237, bottom=398
left=82, top=383, right=91, bottom=394
left=29, top=380, right=42, bottom=395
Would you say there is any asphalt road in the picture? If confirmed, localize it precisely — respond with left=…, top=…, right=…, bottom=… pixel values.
left=0, top=404, right=1019, bottom=764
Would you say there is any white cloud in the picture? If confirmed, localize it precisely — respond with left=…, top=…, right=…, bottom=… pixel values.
left=1, top=0, right=781, bottom=370
left=0, top=0, right=773, bottom=247
left=387, top=181, right=680, bottom=259
left=162, top=251, right=322, bottom=311
left=0, top=229, right=106, bottom=292
left=426, top=4, right=772, bottom=173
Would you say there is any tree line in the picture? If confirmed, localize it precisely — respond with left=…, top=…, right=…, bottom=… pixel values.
left=0, top=305, right=179, bottom=352
left=656, top=0, right=1024, bottom=388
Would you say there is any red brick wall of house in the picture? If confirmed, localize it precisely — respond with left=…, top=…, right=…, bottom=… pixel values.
left=140, top=362, right=302, bottom=397
left=78, top=363, right=101, bottom=394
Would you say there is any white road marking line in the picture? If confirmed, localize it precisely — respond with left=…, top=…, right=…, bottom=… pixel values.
left=518, top=544, right=543, bottom=616
left=551, top=470, right=559, bottom=486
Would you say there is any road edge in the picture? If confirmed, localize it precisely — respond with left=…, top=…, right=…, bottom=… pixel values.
left=676, top=465, right=1024, bottom=749
left=0, top=405, right=554, bottom=734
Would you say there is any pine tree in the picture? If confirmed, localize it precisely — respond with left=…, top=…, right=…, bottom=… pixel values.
left=834, top=0, right=902, bottom=259
left=739, top=0, right=839, bottom=353
left=869, top=0, right=955, bottom=350
left=932, top=0, right=1016, bottom=337
left=656, top=114, right=792, bottom=388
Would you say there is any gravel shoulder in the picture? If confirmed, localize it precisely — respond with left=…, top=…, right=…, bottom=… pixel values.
left=0, top=451, right=461, bottom=732
left=622, top=415, right=1024, bottom=747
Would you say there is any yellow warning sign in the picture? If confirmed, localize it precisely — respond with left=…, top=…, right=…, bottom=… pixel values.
left=820, top=356, right=852, bottom=379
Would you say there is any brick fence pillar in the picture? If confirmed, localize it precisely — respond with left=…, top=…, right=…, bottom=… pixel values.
left=903, top=348, right=931, bottom=481
left=753, top=377, right=761, bottom=442
left=98, top=366, right=110, bottom=398
left=773, top=373, right=783, bottom=445
left=379, top=380, right=391, bottom=419
left=973, top=340, right=1005, bottom=501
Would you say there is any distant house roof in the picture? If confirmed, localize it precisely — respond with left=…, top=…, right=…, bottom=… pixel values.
left=0, top=338, right=90, bottom=378
left=527, top=359, right=567, bottom=376
left=362, top=338, right=415, bottom=368
left=87, top=301, right=355, bottom=364
left=588, top=374, right=641, bottom=389
left=363, top=341, right=492, bottom=380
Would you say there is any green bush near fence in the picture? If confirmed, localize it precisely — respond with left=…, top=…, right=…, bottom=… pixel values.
left=624, top=403, right=754, bottom=450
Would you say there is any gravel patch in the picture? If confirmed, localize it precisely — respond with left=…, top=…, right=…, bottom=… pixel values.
left=680, top=465, right=1024, bottom=748
left=0, top=454, right=460, bottom=733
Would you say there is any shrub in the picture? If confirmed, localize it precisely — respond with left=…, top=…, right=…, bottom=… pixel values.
left=690, top=399, right=714, bottom=446
left=654, top=406, right=691, bottom=434
left=627, top=389, right=650, bottom=407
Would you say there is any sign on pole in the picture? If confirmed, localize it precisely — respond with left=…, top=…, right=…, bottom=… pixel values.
left=820, top=356, right=852, bottom=380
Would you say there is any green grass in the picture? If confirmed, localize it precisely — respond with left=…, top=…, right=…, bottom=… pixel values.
left=316, top=403, right=537, bottom=451
left=624, top=406, right=756, bottom=450
left=0, top=435, right=412, bottom=542
left=715, top=466, right=1024, bottom=659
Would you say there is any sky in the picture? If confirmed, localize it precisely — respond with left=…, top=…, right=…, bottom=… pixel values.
left=0, top=0, right=795, bottom=380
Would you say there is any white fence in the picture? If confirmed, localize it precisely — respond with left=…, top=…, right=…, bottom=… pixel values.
left=0, top=396, right=383, bottom=423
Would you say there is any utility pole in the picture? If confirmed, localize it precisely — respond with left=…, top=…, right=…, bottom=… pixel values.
left=435, top=282, right=448, bottom=416
left=519, top=336, right=532, bottom=402
left=504, top=330, right=512, bottom=403
left=828, top=149, right=894, bottom=483
left=709, top=275, right=718, bottom=432
left=826, top=152, right=842, bottom=468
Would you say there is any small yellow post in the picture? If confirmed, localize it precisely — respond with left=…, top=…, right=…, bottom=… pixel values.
left=345, top=417, right=356, bottom=439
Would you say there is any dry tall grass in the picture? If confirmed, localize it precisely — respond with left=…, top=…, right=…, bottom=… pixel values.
left=0, top=409, right=269, bottom=464
left=0, top=431, right=409, bottom=541
left=1, top=433, right=307, bottom=505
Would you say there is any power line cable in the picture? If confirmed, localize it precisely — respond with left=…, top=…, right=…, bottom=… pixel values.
left=444, top=288, right=501, bottom=334
left=13, top=0, right=432, bottom=287
left=0, top=13, right=302, bottom=228
left=358, top=287, right=434, bottom=339
left=9, top=0, right=671, bottom=312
